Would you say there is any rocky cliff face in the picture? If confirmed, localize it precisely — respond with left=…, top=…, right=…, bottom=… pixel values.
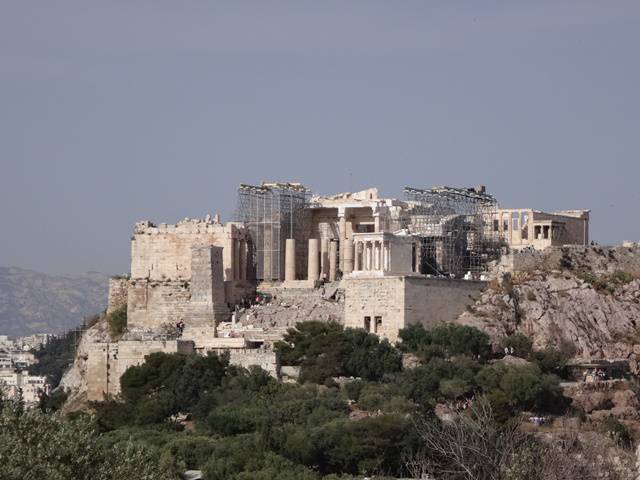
left=0, top=267, right=109, bottom=336
left=59, top=316, right=112, bottom=412
left=458, top=246, right=640, bottom=367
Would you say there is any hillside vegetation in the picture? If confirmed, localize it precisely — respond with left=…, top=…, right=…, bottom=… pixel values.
left=459, top=246, right=640, bottom=365
left=46, top=322, right=631, bottom=479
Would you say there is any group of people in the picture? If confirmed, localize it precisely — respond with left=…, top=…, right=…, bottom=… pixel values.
left=175, top=319, right=185, bottom=337
left=453, top=396, right=475, bottom=412
left=529, top=416, right=547, bottom=426
left=503, top=346, right=516, bottom=356
left=584, top=368, right=608, bottom=382
left=228, top=293, right=273, bottom=311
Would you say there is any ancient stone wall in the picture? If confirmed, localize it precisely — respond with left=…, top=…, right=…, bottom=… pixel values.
left=225, top=348, right=279, bottom=377
left=127, top=245, right=231, bottom=332
left=344, top=277, right=405, bottom=341
left=107, top=277, right=128, bottom=315
left=131, top=219, right=249, bottom=282
left=344, top=276, right=485, bottom=342
left=403, top=277, right=485, bottom=329
left=127, top=280, right=192, bottom=331
left=86, top=339, right=195, bottom=401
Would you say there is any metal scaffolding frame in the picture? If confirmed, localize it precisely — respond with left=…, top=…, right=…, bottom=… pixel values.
left=235, top=183, right=310, bottom=281
left=403, top=186, right=503, bottom=278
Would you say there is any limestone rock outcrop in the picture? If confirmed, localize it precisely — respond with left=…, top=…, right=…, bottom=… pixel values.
left=59, top=316, right=112, bottom=412
left=457, top=246, right=640, bottom=367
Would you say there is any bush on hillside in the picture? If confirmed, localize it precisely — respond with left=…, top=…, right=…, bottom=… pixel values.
left=274, top=321, right=401, bottom=384
left=398, top=323, right=491, bottom=360
left=107, top=305, right=127, bottom=338
left=501, top=333, right=533, bottom=358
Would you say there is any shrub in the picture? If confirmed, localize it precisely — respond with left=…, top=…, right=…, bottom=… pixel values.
left=529, top=341, right=576, bottom=378
left=107, top=304, right=127, bottom=337
left=275, top=322, right=401, bottom=384
left=580, top=270, right=634, bottom=294
left=398, top=323, right=491, bottom=360
left=610, top=270, right=635, bottom=285
left=502, top=333, right=533, bottom=358
left=341, top=328, right=402, bottom=381
left=498, top=365, right=568, bottom=413
left=29, top=330, right=77, bottom=387
left=0, top=403, right=175, bottom=479
left=38, top=388, right=68, bottom=412
left=602, top=416, right=634, bottom=449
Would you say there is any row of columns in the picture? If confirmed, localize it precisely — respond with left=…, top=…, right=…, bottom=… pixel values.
left=315, top=238, right=355, bottom=280
left=287, top=236, right=403, bottom=282
left=353, top=240, right=390, bottom=272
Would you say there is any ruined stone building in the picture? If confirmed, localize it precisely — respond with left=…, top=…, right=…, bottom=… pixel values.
left=488, top=208, right=590, bottom=250
left=83, top=181, right=590, bottom=401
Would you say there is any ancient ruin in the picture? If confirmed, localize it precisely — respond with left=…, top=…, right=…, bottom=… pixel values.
left=75, top=182, right=591, bottom=401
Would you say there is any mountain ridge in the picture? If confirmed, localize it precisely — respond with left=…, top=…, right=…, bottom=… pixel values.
left=0, top=266, right=109, bottom=337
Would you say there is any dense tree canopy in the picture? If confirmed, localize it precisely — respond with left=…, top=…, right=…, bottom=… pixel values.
left=28, top=330, right=77, bottom=386
left=16, top=321, right=583, bottom=479
left=398, top=323, right=492, bottom=360
left=0, top=401, right=173, bottom=480
left=274, top=321, right=402, bottom=383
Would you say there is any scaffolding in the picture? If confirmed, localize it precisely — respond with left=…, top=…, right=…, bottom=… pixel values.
left=403, top=186, right=503, bottom=278
left=235, top=182, right=310, bottom=281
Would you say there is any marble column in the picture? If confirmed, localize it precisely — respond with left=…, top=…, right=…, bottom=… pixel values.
left=239, top=240, right=247, bottom=280
left=329, top=241, right=338, bottom=281
left=373, top=241, right=381, bottom=270
left=307, top=239, right=320, bottom=281
left=343, top=238, right=354, bottom=275
left=320, top=238, right=329, bottom=280
left=285, top=239, right=296, bottom=282
left=233, top=239, right=241, bottom=280
left=338, top=208, right=347, bottom=271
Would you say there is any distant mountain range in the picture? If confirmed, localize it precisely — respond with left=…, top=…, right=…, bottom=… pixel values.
left=0, top=267, right=109, bottom=337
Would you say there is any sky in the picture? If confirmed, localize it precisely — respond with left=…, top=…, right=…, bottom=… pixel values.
left=1, top=1, right=639, bottom=275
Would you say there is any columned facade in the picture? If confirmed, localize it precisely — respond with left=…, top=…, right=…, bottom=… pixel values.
left=349, top=232, right=420, bottom=278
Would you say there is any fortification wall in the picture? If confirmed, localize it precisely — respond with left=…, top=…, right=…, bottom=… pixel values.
left=227, top=348, right=279, bottom=377
left=86, top=339, right=194, bottom=401
left=127, top=280, right=192, bottom=331
left=127, top=245, right=231, bottom=332
left=403, top=277, right=485, bottom=328
left=107, top=278, right=128, bottom=315
left=344, top=276, right=485, bottom=342
left=344, top=277, right=405, bottom=341
left=131, top=220, right=248, bottom=282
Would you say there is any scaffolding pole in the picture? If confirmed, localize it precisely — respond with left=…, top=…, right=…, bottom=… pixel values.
left=235, top=182, right=310, bottom=281
left=403, top=186, right=503, bottom=278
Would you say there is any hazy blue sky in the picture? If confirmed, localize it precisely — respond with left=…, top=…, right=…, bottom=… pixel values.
left=1, top=1, right=639, bottom=275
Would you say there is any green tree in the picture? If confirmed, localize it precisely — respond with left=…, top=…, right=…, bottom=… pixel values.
left=502, top=333, right=533, bottom=358
left=28, top=330, right=77, bottom=387
left=529, top=341, right=576, bottom=378
left=398, top=323, right=491, bottom=360
left=0, top=402, right=175, bottom=480
left=275, top=321, right=401, bottom=383
left=341, top=328, right=402, bottom=380
left=107, top=304, right=127, bottom=337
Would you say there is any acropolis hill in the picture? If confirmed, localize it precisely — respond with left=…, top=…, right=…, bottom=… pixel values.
left=60, top=181, right=640, bottom=408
